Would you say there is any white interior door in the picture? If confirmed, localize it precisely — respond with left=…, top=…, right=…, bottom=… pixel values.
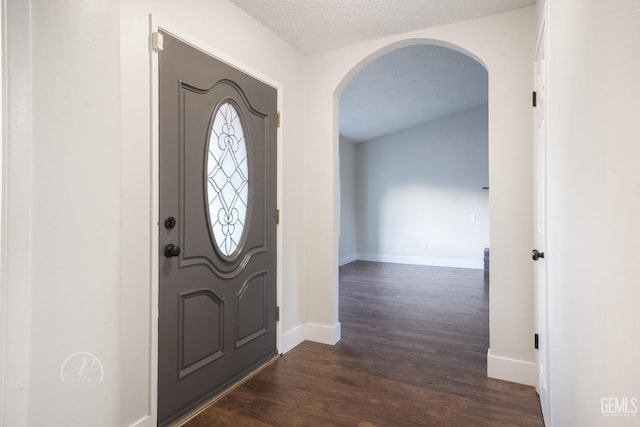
left=534, top=21, right=550, bottom=426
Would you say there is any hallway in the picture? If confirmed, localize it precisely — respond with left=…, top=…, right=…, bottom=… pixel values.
left=187, top=261, right=543, bottom=425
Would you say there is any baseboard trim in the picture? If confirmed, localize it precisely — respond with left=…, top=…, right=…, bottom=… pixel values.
left=487, top=348, right=536, bottom=386
left=357, top=253, right=483, bottom=270
left=279, top=322, right=342, bottom=353
left=129, top=415, right=152, bottom=427
left=304, top=322, right=341, bottom=345
left=339, top=253, right=358, bottom=266
left=280, top=325, right=304, bottom=354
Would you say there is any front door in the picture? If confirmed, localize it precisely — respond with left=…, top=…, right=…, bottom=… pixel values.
left=158, top=32, right=278, bottom=425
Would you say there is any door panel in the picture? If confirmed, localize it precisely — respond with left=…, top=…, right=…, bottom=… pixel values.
left=236, top=272, right=269, bottom=347
left=534, top=23, right=550, bottom=426
left=158, top=32, right=277, bottom=425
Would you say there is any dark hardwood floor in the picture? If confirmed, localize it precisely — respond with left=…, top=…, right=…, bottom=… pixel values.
left=186, top=261, right=544, bottom=426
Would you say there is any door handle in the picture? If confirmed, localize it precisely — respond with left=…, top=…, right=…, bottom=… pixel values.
left=532, top=249, right=544, bottom=261
left=164, top=244, right=181, bottom=258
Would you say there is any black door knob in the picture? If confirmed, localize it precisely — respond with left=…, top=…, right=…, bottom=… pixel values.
left=532, top=249, right=545, bottom=261
left=164, top=244, right=181, bottom=258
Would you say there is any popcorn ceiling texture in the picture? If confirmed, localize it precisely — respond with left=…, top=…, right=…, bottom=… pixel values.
left=230, top=0, right=535, bottom=54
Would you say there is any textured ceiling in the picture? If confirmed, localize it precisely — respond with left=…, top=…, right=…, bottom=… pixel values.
left=339, top=44, right=487, bottom=142
left=229, top=0, right=521, bottom=142
left=229, top=0, right=535, bottom=54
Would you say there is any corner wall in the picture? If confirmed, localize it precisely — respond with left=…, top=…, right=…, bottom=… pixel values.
left=303, top=6, right=537, bottom=384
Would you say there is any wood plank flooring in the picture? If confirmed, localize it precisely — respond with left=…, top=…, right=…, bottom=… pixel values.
left=186, top=261, right=544, bottom=426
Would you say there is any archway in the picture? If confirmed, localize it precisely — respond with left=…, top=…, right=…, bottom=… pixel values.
left=337, top=42, right=489, bottom=271
left=333, top=38, right=489, bottom=310
left=301, top=13, right=535, bottom=386
left=335, top=40, right=490, bottom=354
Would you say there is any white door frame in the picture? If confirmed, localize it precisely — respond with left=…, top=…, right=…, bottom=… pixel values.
left=148, top=16, right=284, bottom=425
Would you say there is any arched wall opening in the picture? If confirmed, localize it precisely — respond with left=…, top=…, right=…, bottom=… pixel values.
left=300, top=6, right=536, bottom=386
left=336, top=43, right=490, bottom=386
left=336, top=41, right=489, bottom=271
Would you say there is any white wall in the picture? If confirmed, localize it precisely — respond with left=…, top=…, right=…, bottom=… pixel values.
left=545, top=0, right=640, bottom=425
left=3, top=1, right=34, bottom=424
left=354, top=106, right=488, bottom=269
left=4, top=0, right=307, bottom=425
left=303, top=6, right=537, bottom=384
left=28, top=1, right=122, bottom=426
left=338, top=137, right=358, bottom=265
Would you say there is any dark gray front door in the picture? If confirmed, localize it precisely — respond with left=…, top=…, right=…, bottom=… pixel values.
left=158, top=32, right=277, bottom=425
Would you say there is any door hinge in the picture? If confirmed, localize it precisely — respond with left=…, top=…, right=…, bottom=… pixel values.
left=532, top=91, right=537, bottom=107
left=152, top=32, right=164, bottom=52
left=534, top=333, right=539, bottom=350
left=275, top=209, right=280, bottom=225
left=276, top=111, right=281, bottom=128
left=275, top=306, right=280, bottom=322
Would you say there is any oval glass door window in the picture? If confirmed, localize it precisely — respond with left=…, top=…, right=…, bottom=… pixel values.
left=206, top=102, right=249, bottom=257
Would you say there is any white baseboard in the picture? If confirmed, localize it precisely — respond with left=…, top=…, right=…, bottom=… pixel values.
left=339, top=253, right=358, bottom=266
left=357, top=253, right=483, bottom=270
left=279, top=322, right=342, bottom=354
left=304, top=322, right=341, bottom=345
left=280, top=325, right=305, bottom=354
left=487, top=348, right=536, bottom=386
left=129, top=415, right=153, bottom=427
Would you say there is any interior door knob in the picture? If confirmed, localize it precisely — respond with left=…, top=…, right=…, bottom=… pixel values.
left=532, top=249, right=545, bottom=261
left=164, top=244, right=181, bottom=258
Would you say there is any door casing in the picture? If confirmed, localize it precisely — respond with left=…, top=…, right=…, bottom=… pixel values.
left=149, top=17, right=284, bottom=425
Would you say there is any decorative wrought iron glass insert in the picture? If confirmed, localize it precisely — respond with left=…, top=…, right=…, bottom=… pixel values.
left=206, top=102, right=249, bottom=256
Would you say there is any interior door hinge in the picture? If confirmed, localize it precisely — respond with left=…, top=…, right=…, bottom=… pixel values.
left=534, top=333, right=539, bottom=350
left=532, top=91, right=537, bottom=107
left=275, top=306, right=280, bottom=322
left=276, top=111, right=281, bottom=128
left=152, top=32, right=164, bottom=52
left=275, top=209, right=280, bottom=225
